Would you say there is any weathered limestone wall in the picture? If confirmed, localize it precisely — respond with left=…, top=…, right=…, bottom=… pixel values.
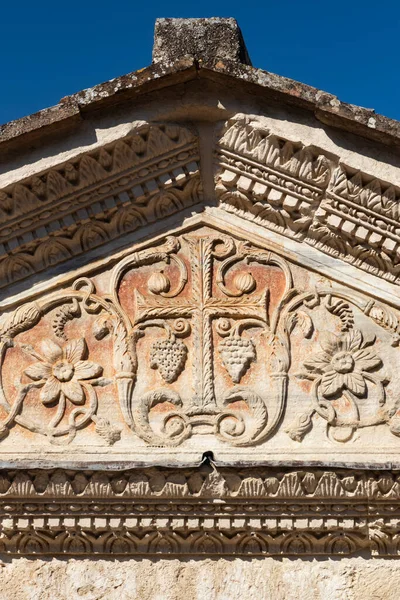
left=0, top=556, right=397, bottom=600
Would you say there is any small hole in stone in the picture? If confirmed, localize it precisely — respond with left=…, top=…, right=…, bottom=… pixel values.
left=201, top=451, right=215, bottom=465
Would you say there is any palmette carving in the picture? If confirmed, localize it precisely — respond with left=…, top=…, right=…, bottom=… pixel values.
left=215, top=115, right=332, bottom=239
left=0, top=466, right=399, bottom=556
left=0, top=225, right=399, bottom=448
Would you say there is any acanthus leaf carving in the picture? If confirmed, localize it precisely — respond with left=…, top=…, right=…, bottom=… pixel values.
left=0, top=302, right=42, bottom=342
left=92, top=416, right=122, bottom=446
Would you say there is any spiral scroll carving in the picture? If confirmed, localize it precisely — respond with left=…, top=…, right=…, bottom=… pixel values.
left=0, top=224, right=398, bottom=450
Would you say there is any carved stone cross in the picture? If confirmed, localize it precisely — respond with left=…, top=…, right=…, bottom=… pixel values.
left=132, top=233, right=269, bottom=412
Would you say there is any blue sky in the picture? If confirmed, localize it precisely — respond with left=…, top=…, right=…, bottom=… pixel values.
left=1, top=0, right=400, bottom=125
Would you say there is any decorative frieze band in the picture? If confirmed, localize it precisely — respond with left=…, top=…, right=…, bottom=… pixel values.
left=0, top=123, right=201, bottom=288
left=0, top=467, right=400, bottom=500
left=2, top=222, right=400, bottom=454
left=0, top=467, right=399, bottom=556
left=215, top=115, right=400, bottom=286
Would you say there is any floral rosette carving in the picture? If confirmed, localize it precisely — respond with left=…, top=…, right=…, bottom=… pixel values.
left=0, top=278, right=122, bottom=445
left=289, top=325, right=390, bottom=443
left=303, top=330, right=381, bottom=399
left=24, top=338, right=102, bottom=406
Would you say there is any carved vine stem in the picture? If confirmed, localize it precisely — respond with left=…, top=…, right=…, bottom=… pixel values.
left=213, top=241, right=293, bottom=445
left=0, top=285, right=118, bottom=442
left=280, top=287, right=395, bottom=442
left=1, top=227, right=398, bottom=448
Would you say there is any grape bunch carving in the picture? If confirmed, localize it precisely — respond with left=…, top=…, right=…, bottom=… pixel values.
left=219, top=335, right=256, bottom=383
left=150, top=337, right=188, bottom=383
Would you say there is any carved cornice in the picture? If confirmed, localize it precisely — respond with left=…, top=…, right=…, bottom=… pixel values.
left=215, top=115, right=400, bottom=286
left=307, top=166, right=400, bottom=284
left=2, top=114, right=400, bottom=292
left=215, top=115, right=331, bottom=239
left=0, top=466, right=399, bottom=556
left=0, top=122, right=201, bottom=288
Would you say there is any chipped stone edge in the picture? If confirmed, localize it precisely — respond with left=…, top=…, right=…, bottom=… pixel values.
left=1, top=57, right=400, bottom=156
left=0, top=58, right=197, bottom=155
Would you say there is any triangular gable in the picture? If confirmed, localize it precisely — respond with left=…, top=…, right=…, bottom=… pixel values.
left=1, top=17, right=400, bottom=561
left=0, top=21, right=400, bottom=470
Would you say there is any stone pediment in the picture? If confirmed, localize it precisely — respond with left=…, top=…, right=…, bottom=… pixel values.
left=2, top=17, right=400, bottom=564
left=2, top=41, right=400, bottom=471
